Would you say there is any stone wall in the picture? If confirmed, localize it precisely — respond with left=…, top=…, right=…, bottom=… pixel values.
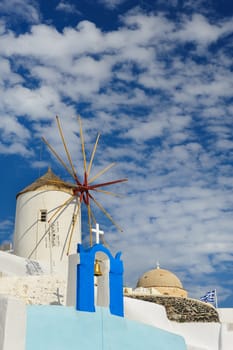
left=0, top=275, right=66, bottom=305
left=129, top=295, right=219, bottom=322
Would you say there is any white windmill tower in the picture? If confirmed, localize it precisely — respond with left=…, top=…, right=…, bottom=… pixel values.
left=13, top=167, right=81, bottom=277
left=13, top=115, right=127, bottom=279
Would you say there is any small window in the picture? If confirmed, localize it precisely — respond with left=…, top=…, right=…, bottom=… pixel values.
left=40, top=209, right=47, bottom=222
left=72, top=213, right=77, bottom=225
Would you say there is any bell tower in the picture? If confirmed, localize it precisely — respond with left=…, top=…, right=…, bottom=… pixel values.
left=75, top=223, right=124, bottom=317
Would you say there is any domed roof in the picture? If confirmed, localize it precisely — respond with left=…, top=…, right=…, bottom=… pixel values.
left=137, top=267, right=184, bottom=289
left=17, top=167, right=75, bottom=197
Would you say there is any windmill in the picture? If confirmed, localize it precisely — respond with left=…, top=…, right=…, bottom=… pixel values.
left=41, top=115, right=127, bottom=254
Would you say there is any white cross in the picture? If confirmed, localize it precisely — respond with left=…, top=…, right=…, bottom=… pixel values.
left=91, top=223, right=104, bottom=244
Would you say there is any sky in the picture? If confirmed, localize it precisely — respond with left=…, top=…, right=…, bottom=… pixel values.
left=0, top=0, right=233, bottom=307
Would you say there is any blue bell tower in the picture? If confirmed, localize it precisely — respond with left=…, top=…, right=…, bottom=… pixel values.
left=75, top=225, right=124, bottom=317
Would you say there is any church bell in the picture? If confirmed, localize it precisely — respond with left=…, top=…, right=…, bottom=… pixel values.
left=94, top=260, right=102, bottom=276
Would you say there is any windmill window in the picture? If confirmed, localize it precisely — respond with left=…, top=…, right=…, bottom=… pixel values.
left=72, top=214, right=77, bottom=225
left=40, top=210, right=47, bottom=222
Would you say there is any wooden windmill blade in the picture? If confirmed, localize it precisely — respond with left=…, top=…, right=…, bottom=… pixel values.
left=41, top=114, right=127, bottom=251
left=56, top=116, right=82, bottom=185
left=66, top=200, right=81, bottom=256
left=78, top=115, right=87, bottom=173
left=89, top=192, right=123, bottom=233
left=42, top=137, right=75, bottom=179
left=87, top=133, right=100, bottom=177
left=92, top=188, right=125, bottom=198
left=27, top=195, right=77, bottom=260
left=48, top=196, right=76, bottom=224
left=89, top=163, right=116, bottom=184
left=28, top=225, right=50, bottom=259
left=87, top=203, right=93, bottom=246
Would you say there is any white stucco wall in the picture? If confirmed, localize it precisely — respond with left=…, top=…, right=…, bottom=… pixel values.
left=219, top=323, right=233, bottom=350
left=171, top=322, right=220, bottom=350
left=124, top=296, right=173, bottom=332
left=217, top=309, right=233, bottom=350
left=124, top=297, right=233, bottom=350
left=66, top=254, right=79, bottom=306
left=0, top=251, right=49, bottom=277
left=0, top=296, right=26, bottom=350
left=217, top=308, right=233, bottom=323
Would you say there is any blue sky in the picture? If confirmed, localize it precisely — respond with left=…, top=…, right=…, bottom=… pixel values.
left=0, top=0, right=233, bottom=306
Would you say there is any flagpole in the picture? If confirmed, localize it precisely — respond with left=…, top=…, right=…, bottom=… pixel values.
left=215, top=289, right=218, bottom=308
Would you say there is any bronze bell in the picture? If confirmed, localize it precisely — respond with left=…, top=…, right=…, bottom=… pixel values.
left=94, top=260, right=102, bottom=276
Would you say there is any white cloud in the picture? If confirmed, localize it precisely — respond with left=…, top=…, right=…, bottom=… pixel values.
left=0, top=0, right=40, bottom=24
left=175, top=14, right=230, bottom=44
left=0, top=84, right=69, bottom=121
left=0, top=142, right=32, bottom=156
left=56, top=1, right=81, bottom=14
left=0, top=58, right=22, bottom=86
left=98, top=0, right=126, bottom=9
left=0, top=115, right=30, bottom=140
left=0, top=8, right=232, bottom=303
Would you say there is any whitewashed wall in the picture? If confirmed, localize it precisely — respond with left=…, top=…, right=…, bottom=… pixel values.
left=0, top=297, right=26, bottom=350
left=124, top=297, right=174, bottom=332
left=14, top=189, right=81, bottom=277
left=124, top=297, right=233, bottom=350
left=171, top=322, right=220, bottom=350
left=217, top=309, right=233, bottom=350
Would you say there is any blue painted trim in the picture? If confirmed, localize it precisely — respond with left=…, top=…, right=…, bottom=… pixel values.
left=76, top=243, right=124, bottom=317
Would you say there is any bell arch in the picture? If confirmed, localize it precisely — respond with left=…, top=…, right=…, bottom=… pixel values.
left=76, top=243, right=124, bottom=317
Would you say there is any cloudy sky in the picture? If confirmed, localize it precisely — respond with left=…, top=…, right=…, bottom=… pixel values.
left=0, top=0, right=233, bottom=306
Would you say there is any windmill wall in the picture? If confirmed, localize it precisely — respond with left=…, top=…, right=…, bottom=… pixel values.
left=13, top=188, right=81, bottom=278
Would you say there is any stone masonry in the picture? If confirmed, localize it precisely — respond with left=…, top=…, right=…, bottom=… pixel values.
left=129, top=295, right=220, bottom=322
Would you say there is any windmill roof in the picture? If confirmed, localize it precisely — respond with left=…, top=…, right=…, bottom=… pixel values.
left=17, top=167, right=75, bottom=197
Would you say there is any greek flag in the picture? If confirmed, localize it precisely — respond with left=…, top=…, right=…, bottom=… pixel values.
left=200, top=290, right=216, bottom=303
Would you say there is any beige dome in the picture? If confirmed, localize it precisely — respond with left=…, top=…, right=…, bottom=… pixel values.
left=137, top=268, right=183, bottom=288
left=136, top=267, right=187, bottom=298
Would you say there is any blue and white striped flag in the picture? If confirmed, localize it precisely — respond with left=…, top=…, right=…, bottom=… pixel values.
left=200, top=290, right=216, bottom=303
